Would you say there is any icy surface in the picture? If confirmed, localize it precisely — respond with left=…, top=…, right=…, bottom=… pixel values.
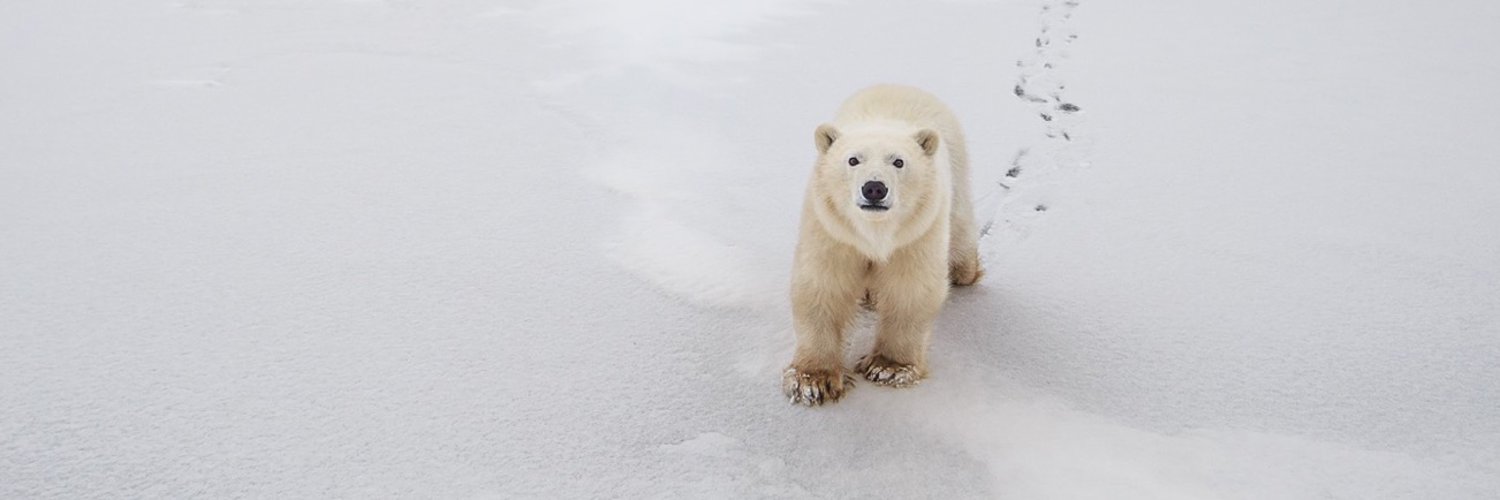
left=3, top=0, right=1498, bottom=497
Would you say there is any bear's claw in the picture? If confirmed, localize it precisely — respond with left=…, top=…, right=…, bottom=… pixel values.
left=782, top=368, right=853, bottom=406
left=855, top=354, right=924, bottom=388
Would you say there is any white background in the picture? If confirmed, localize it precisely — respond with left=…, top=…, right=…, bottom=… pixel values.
left=3, top=0, right=1497, bottom=497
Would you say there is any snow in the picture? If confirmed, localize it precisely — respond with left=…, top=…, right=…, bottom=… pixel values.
left=3, top=0, right=1497, bottom=497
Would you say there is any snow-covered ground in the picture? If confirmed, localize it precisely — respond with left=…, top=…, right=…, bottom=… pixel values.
left=4, top=0, right=1498, bottom=497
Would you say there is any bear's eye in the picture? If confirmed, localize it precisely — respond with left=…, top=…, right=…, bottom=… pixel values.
left=893, top=159, right=904, bottom=169
left=848, top=157, right=860, bottom=167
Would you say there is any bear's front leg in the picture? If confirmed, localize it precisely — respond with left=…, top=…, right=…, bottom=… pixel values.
left=785, top=246, right=865, bottom=406
left=860, top=244, right=949, bottom=387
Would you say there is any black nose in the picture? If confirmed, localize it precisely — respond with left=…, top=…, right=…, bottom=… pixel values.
left=861, top=181, right=888, bottom=202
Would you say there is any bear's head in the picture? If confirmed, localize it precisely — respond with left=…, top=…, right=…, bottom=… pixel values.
left=811, top=122, right=944, bottom=228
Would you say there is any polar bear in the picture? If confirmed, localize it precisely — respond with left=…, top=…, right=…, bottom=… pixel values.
left=783, top=85, right=983, bottom=406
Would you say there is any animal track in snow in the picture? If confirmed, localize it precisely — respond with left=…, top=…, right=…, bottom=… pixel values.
left=981, top=0, right=1091, bottom=250
left=1015, top=0, right=1083, bottom=144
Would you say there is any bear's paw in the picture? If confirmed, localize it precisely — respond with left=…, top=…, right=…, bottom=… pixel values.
left=782, top=367, right=854, bottom=406
left=855, top=354, right=924, bottom=388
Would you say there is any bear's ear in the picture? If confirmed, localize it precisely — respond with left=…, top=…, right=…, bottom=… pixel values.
left=814, top=124, right=840, bottom=155
left=914, top=129, right=940, bottom=156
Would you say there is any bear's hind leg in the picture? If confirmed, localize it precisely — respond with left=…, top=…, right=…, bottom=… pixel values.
left=948, top=215, right=984, bottom=287
left=949, top=249, right=984, bottom=287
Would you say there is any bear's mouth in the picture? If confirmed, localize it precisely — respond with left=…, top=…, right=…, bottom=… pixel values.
left=859, top=203, right=890, bottom=212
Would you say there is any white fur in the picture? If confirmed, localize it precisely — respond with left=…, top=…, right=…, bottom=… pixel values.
left=783, top=85, right=984, bottom=406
